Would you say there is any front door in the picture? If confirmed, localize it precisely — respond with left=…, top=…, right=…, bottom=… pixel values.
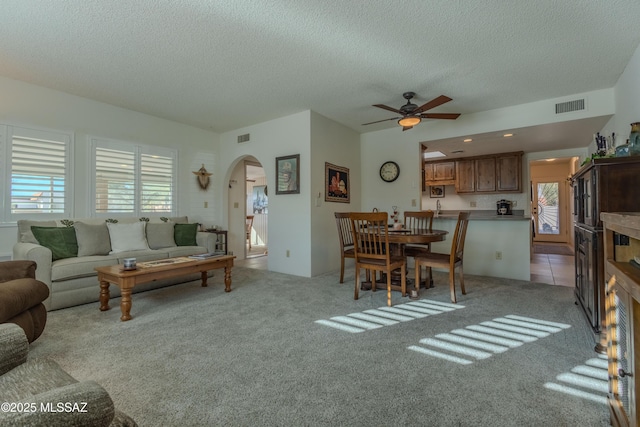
left=532, top=179, right=569, bottom=243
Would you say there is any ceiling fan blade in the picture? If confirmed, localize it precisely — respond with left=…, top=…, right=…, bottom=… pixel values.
left=413, top=95, right=452, bottom=114
left=362, top=117, right=400, bottom=125
left=373, top=104, right=403, bottom=114
left=402, top=126, right=413, bottom=131
left=420, top=113, right=461, bottom=120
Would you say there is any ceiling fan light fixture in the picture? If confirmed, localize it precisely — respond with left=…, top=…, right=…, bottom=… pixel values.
left=398, top=116, right=421, bottom=127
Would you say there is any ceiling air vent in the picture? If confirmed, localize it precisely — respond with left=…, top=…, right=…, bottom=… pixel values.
left=555, top=99, right=585, bottom=114
left=237, top=133, right=250, bottom=143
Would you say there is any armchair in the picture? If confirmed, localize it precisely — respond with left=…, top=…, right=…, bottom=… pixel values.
left=0, top=323, right=137, bottom=426
left=0, top=260, right=49, bottom=343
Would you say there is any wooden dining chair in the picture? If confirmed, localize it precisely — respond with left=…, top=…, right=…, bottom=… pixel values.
left=246, top=215, right=254, bottom=249
left=403, top=210, right=435, bottom=256
left=334, top=212, right=355, bottom=283
left=350, top=212, right=406, bottom=307
left=404, top=210, right=435, bottom=286
left=414, top=211, right=470, bottom=303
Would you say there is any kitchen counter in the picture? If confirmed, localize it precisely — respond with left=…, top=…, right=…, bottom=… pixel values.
left=427, top=209, right=532, bottom=281
left=433, top=209, right=530, bottom=221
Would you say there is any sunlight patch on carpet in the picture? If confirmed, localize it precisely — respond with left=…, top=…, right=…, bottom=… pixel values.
left=543, top=354, right=608, bottom=405
left=408, top=314, right=571, bottom=364
left=314, top=299, right=465, bottom=333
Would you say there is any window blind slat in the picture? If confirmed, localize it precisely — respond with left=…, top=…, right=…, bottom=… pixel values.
left=10, top=133, right=68, bottom=215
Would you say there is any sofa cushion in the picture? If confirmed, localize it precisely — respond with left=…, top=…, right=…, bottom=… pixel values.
left=174, top=223, right=198, bottom=246
left=146, top=222, right=176, bottom=249
left=75, top=222, right=112, bottom=256
left=17, top=220, right=57, bottom=244
left=31, top=227, right=78, bottom=261
left=51, top=255, right=119, bottom=282
left=107, top=222, right=149, bottom=254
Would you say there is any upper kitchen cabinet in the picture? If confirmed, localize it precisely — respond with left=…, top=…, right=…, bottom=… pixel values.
left=455, top=159, right=475, bottom=193
left=475, top=157, right=497, bottom=192
left=496, top=152, right=522, bottom=192
left=451, top=151, right=523, bottom=194
left=424, top=160, right=455, bottom=186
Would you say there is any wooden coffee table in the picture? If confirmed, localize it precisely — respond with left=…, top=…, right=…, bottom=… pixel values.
left=95, top=255, right=235, bottom=321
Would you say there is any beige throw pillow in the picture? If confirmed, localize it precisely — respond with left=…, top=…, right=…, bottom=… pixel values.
left=75, top=222, right=112, bottom=256
left=146, top=222, right=177, bottom=249
left=17, top=220, right=57, bottom=243
left=107, top=222, right=150, bottom=254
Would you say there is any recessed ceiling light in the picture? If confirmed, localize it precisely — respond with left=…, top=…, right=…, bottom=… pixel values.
left=463, top=138, right=472, bottom=143
left=545, top=158, right=556, bottom=162
left=451, top=150, right=464, bottom=154
left=503, top=133, right=513, bottom=137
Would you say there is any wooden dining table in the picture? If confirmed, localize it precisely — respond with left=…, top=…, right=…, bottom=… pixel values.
left=361, top=226, right=448, bottom=293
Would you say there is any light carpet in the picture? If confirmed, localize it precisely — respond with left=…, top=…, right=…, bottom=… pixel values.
left=28, top=267, right=609, bottom=426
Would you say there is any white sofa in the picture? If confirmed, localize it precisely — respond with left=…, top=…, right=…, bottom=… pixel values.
left=12, top=217, right=218, bottom=311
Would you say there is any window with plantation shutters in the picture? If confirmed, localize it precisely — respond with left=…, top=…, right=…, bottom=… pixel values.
left=3, top=125, right=72, bottom=220
left=91, top=138, right=176, bottom=217
left=95, top=146, right=135, bottom=213
left=141, top=152, right=173, bottom=213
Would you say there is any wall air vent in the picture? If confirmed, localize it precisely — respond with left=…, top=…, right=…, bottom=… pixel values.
left=555, top=99, right=585, bottom=114
left=237, top=133, right=250, bottom=143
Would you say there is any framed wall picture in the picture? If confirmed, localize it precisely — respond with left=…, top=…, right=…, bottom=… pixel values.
left=325, top=162, right=350, bottom=203
left=252, top=185, right=268, bottom=214
left=430, top=185, right=445, bottom=198
left=276, top=154, right=300, bottom=194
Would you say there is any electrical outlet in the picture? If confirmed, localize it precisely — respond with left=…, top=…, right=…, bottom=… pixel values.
left=233, top=202, right=239, bottom=208
left=470, top=201, right=477, bottom=208
left=204, top=201, right=208, bottom=208
left=495, top=251, right=502, bottom=260
left=512, top=201, right=517, bottom=207
left=411, top=199, right=416, bottom=207
left=286, top=250, right=290, bottom=257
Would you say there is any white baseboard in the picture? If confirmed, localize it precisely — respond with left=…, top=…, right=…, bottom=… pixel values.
left=0, top=254, right=11, bottom=261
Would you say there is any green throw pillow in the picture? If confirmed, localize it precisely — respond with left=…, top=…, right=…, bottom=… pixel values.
left=174, top=223, right=198, bottom=246
left=31, top=226, right=78, bottom=261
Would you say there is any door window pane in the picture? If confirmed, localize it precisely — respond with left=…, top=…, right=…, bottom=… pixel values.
left=537, top=182, right=559, bottom=235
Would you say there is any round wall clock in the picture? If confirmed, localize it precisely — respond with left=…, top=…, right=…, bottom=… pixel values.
left=379, top=161, right=400, bottom=182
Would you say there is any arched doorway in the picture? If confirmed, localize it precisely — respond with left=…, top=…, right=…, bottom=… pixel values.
left=245, top=162, right=268, bottom=259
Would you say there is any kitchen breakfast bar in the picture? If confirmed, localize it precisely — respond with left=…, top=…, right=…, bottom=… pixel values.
left=427, top=210, right=532, bottom=281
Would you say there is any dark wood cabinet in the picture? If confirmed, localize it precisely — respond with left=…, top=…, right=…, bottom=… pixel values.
left=496, top=153, right=521, bottom=192
left=454, top=159, right=475, bottom=193
left=475, top=157, right=496, bottom=192
left=572, top=157, right=640, bottom=351
left=574, top=225, right=602, bottom=334
left=452, top=151, right=522, bottom=194
left=424, top=161, right=455, bottom=186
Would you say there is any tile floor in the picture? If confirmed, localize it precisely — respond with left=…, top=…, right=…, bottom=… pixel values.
left=530, top=253, right=575, bottom=287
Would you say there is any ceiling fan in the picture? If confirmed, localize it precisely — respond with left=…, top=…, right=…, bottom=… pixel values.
left=362, top=92, right=460, bottom=131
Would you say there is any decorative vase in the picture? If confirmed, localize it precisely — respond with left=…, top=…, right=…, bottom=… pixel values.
left=630, top=122, right=640, bottom=156
left=616, top=140, right=630, bottom=157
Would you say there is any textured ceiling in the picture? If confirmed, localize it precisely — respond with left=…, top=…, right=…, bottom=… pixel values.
left=1, top=0, right=639, bottom=143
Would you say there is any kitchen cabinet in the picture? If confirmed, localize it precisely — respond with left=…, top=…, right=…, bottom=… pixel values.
left=475, top=157, right=496, bottom=192
left=572, top=157, right=640, bottom=351
left=496, top=153, right=521, bottom=192
left=602, top=212, right=640, bottom=427
left=454, top=159, right=475, bottom=193
left=424, top=161, right=455, bottom=186
left=452, top=151, right=522, bottom=194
